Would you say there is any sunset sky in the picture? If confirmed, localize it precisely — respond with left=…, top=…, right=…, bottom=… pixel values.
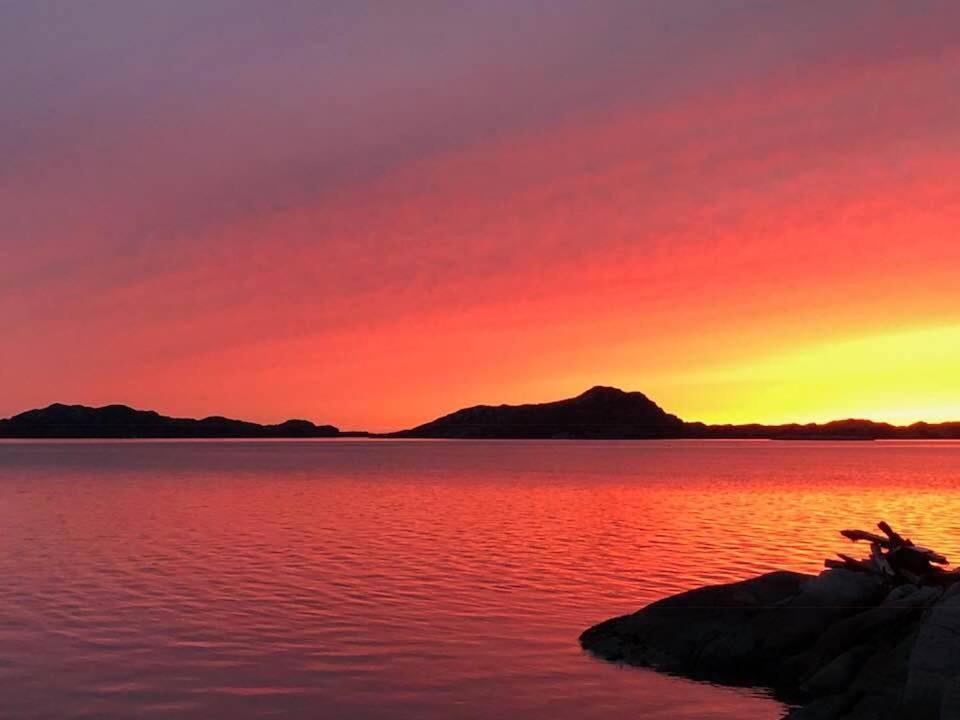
left=3, top=1, right=960, bottom=431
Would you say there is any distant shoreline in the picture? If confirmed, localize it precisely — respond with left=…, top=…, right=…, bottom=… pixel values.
left=4, top=387, right=960, bottom=440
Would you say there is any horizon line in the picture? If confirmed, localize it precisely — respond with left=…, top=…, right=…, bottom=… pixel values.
left=5, top=389, right=960, bottom=435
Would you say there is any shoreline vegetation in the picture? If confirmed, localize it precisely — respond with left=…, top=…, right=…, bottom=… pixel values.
left=3, top=386, right=960, bottom=439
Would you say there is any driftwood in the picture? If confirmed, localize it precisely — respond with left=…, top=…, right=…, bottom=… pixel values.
left=840, top=529, right=894, bottom=547
left=827, top=521, right=954, bottom=586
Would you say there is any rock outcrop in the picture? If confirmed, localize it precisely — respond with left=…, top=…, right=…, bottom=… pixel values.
left=581, top=526, right=960, bottom=719
left=581, top=570, right=960, bottom=718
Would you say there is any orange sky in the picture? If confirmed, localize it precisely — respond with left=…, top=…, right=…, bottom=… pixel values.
left=2, top=3, right=959, bottom=431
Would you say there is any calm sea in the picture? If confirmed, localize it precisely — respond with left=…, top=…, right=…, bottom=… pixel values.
left=3, top=439, right=960, bottom=719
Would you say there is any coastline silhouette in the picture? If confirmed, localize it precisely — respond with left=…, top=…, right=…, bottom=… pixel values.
left=3, top=386, right=960, bottom=439
left=0, top=403, right=347, bottom=439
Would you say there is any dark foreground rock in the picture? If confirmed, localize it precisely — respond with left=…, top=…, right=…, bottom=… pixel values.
left=580, top=569, right=960, bottom=719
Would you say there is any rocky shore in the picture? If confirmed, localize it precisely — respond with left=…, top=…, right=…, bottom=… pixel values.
left=580, top=525, right=960, bottom=719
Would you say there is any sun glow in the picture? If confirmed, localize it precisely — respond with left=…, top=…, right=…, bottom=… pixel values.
left=658, top=324, right=960, bottom=426
left=3, top=4, right=960, bottom=431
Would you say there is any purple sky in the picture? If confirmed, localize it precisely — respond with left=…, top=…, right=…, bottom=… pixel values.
left=2, top=2, right=960, bottom=429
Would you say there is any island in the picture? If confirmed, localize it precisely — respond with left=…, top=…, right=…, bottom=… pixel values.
left=0, top=403, right=360, bottom=439
left=392, top=385, right=685, bottom=439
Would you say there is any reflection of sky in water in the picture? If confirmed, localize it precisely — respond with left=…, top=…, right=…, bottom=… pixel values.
left=4, top=439, right=960, bottom=718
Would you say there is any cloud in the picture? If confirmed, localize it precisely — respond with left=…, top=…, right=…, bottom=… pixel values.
left=2, top=1, right=959, bottom=427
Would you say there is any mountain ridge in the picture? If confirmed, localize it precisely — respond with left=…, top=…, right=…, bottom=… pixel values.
left=396, top=386, right=960, bottom=440
left=392, top=385, right=685, bottom=439
left=3, top=388, right=960, bottom=439
left=0, top=403, right=348, bottom=438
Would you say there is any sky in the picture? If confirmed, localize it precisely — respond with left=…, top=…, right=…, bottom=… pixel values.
left=2, top=1, right=960, bottom=431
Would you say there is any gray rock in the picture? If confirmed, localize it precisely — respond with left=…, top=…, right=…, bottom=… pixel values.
left=939, top=676, right=960, bottom=718
left=782, top=583, right=938, bottom=688
left=579, top=570, right=810, bottom=679
left=900, top=584, right=960, bottom=718
left=800, top=644, right=874, bottom=695
left=581, top=570, right=960, bottom=719
left=751, top=570, right=887, bottom=657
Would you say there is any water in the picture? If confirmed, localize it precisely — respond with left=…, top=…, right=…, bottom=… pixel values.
left=3, top=439, right=960, bottom=719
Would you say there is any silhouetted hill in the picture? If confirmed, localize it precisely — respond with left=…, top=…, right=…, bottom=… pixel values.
left=5, top=391, right=960, bottom=440
left=684, top=418, right=960, bottom=440
left=394, top=386, right=685, bottom=439
left=395, top=387, right=960, bottom=440
left=0, top=403, right=344, bottom=438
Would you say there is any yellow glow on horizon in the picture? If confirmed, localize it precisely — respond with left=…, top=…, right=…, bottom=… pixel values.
left=655, top=323, right=960, bottom=426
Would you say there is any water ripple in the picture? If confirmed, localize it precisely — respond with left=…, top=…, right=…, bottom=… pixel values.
left=3, top=439, right=960, bottom=719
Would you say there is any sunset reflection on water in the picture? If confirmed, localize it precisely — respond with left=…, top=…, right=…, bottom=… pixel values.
left=2, top=439, right=960, bottom=719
